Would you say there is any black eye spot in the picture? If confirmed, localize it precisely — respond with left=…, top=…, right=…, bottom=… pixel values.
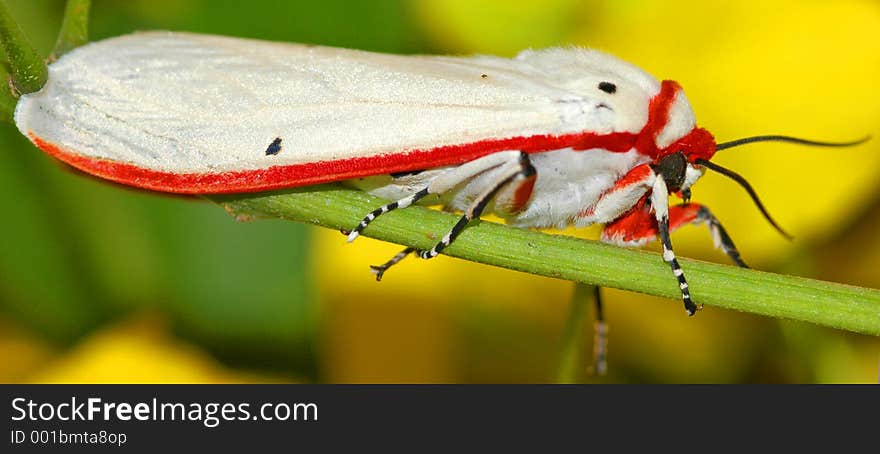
left=480, top=73, right=488, bottom=79
left=265, top=137, right=282, bottom=156
left=598, top=81, right=617, bottom=94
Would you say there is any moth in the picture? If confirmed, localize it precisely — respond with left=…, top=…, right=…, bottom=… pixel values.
left=14, top=31, right=862, bottom=317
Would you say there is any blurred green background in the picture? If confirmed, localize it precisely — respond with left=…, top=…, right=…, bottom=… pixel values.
left=1, top=0, right=879, bottom=383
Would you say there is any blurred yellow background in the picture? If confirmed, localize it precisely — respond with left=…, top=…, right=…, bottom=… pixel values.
left=1, top=0, right=878, bottom=383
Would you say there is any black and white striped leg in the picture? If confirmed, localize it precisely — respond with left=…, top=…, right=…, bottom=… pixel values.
left=346, top=188, right=430, bottom=243
left=696, top=206, right=748, bottom=268
left=652, top=177, right=698, bottom=316
left=349, top=151, right=528, bottom=279
left=592, top=286, right=608, bottom=376
left=657, top=217, right=697, bottom=315
left=347, top=150, right=527, bottom=245
left=418, top=152, right=535, bottom=259
left=369, top=247, right=416, bottom=281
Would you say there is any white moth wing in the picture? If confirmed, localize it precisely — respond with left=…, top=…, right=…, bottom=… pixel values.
left=15, top=31, right=660, bottom=174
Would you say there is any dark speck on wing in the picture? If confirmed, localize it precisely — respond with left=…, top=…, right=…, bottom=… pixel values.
left=598, top=81, right=617, bottom=94
left=265, top=137, right=282, bottom=156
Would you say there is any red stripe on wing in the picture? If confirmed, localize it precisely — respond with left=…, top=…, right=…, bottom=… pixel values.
left=29, top=131, right=638, bottom=194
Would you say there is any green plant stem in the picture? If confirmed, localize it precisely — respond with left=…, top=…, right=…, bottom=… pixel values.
left=0, top=60, right=14, bottom=120
left=212, top=186, right=880, bottom=336
left=0, top=0, right=47, bottom=95
left=555, top=282, right=594, bottom=383
left=51, top=0, right=90, bottom=61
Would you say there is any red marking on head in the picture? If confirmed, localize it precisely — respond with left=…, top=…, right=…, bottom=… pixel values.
left=669, top=127, right=716, bottom=163
left=635, top=80, right=716, bottom=163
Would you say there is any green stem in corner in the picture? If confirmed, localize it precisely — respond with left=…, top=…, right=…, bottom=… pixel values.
left=0, top=60, right=15, bottom=119
left=51, top=0, right=90, bottom=61
left=0, top=0, right=48, bottom=95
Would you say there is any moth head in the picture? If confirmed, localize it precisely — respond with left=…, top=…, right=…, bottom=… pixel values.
left=653, top=151, right=704, bottom=203
left=647, top=81, right=867, bottom=239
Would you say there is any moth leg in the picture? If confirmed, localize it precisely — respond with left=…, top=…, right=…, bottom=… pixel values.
left=345, top=188, right=431, bottom=242
left=347, top=151, right=527, bottom=277
left=369, top=247, right=416, bottom=282
left=346, top=150, right=525, bottom=243
left=420, top=152, right=535, bottom=259
left=592, top=286, right=608, bottom=376
left=693, top=205, right=748, bottom=268
left=602, top=202, right=747, bottom=268
left=666, top=204, right=748, bottom=268
left=650, top=177, right=698, bottom=316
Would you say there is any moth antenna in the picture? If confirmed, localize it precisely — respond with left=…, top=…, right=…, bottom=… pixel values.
left=716, top=135, right=869, bottom=151
left=702, top=134, right=869, bottom=239
left=693, top=158, right=792, bottom=240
